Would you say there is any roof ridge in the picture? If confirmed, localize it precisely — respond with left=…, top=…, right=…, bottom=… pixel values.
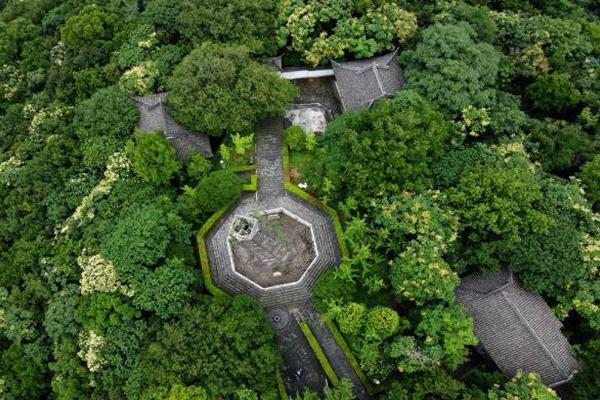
left=132, top=96, right=154, bottom=107
left=372, top=63, right=385, bottom=96
left=331, top=49, right=399, bottom=74
left=457, top=270, right=514, bottom=300
left=156, top=98, right=169, bottom=135
left=500, top=290, right=569, bottom=380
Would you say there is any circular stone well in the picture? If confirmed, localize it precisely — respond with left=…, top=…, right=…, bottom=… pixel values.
left=227, top=209, right=317, bottom=288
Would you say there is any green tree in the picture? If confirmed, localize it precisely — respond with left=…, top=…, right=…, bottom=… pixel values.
left=167, top=43, right=298, bottom=136
left=132, top=258, right=197, bottom=319
left=60, top=4, right=120, bottom=66
left=400, top=23, right=500, bottom=116
left=445, top=144, right=551, bottom=269
left=527, top=73, right=581, bottom=114
left=312, top=271, right=358, bottom=313
left=278, top=0, right=417, bottom=66
left=572, top=338, right=600, bottom=399
left=140, top=296, right=281, bottom=399
left=529, top=119, right=595, bottom=173
left=186, top=153, right=212, bottom=182
left=74, top=86, right=140, bottom=170
left=367, top=193, right=458, bottom=253
left=76, top=293, right=141, bottom=332
left=178, top=0, right=278, bottom=55
left=505, top=180, right=595, bottom=297
left=389, top=336, right=438, bottom=373
left=382, top=368, right=467, bottom=400
left=493, top=12, right=592, bottom=76
left=168, top=383, right=208, bottom=400
left=293, top=379, right=355, bottom=399
left=0, top=341, right=51, bottom=399
left=488, top=371, right=559, bottom=400
left=432, top=1, right=498, bottom=43
left=100, top=198, right=191, bottom=280
left=142, top=0, right=186, bottom=39
left=127, top=130, right=181, bottom=186
left=390, top=243, right=460, bottom=306
left=306, top=90, right=454, bottom=204
left=579, top=154, right=600, bottom=208
left=180, top=170, right=241, bottom=220
left=416, top=305, right=478, bottom=369
left=73, top=86, right=139, bottom=138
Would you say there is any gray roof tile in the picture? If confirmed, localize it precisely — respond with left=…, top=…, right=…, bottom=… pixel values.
left=331, top=50, right=404, bottom=111
left=456, top=270, right=578, bottom=387
left=132, top=93, right=213, bottom=161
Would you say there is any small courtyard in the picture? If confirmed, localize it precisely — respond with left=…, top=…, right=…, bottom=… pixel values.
left=229, top=209, right=317, bottom=287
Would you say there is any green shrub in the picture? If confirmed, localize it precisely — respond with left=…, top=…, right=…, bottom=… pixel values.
left=187, top=153, right=213, bottom=182
left=365, top=306, right=400, bottom=341
left=284, top=125, right=305, bottom=151
left=127, top=130, right=181, bottom=186
left=336, top=302, right=367, bottom=335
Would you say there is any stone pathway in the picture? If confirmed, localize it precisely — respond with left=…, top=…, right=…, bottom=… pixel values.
left=256, top=117, right=285, bottom=202
left=301, top=302, right=369, bottom=399
left=269, top=307, right=327, bottom=395
left=207, top=118, right=368, bottom=398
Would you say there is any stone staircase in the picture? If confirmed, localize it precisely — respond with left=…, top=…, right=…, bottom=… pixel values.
left=256, top=117, right=284, bottom=201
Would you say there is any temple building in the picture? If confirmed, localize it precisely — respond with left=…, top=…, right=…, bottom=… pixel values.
left=132, top=93, right=212, bottom=161
left=456, top=269, right=578, bottom=387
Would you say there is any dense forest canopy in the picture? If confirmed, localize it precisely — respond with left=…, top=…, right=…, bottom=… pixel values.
left=0, top=0, right=599, bottom=399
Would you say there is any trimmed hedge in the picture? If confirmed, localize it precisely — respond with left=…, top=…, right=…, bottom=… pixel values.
left=282, top=144, right=290, bottom=184
left=299, top=321, right=341, bottom=386
left=230, top=164, right=256, bottom=173
left=196, top=173, right=257, bottom=299
left=276, top=369, right=289, bottom=400
left=196, top=200, right=236, bottom=299
left=242, top=174, right=257, bottom=191
left=322, top=314, right=377, bottom=395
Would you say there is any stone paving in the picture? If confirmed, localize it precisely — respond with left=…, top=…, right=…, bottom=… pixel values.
left=204, top=117, right=368, bottom=398
left=229, top=211, right=317, bottom=287
left=257, top=117, right=285, bottom=202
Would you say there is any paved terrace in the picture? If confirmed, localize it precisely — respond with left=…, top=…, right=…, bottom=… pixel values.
left=204, top=118, right=368, bottom=398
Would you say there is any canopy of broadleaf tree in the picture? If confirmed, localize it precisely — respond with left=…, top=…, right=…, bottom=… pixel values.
left=167, top=42, right=298, bottom=136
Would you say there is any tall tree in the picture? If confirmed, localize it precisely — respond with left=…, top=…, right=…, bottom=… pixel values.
left=306, top=90, right=455, bottom=205
left=127, top=130, right=181, bottom=186
left=167, top=43, right=297, bottom=136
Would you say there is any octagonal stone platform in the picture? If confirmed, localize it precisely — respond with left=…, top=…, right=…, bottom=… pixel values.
left=205, top=192, right=342, bottom=308
left=229, top=209, right=318, bottom=288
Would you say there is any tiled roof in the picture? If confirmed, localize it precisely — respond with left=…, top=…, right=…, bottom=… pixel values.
left=456, top=270, right=578, bottom=387
left=331, top=50, right=404, bottom=111
left=132, top=93, right=213, bottom=161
